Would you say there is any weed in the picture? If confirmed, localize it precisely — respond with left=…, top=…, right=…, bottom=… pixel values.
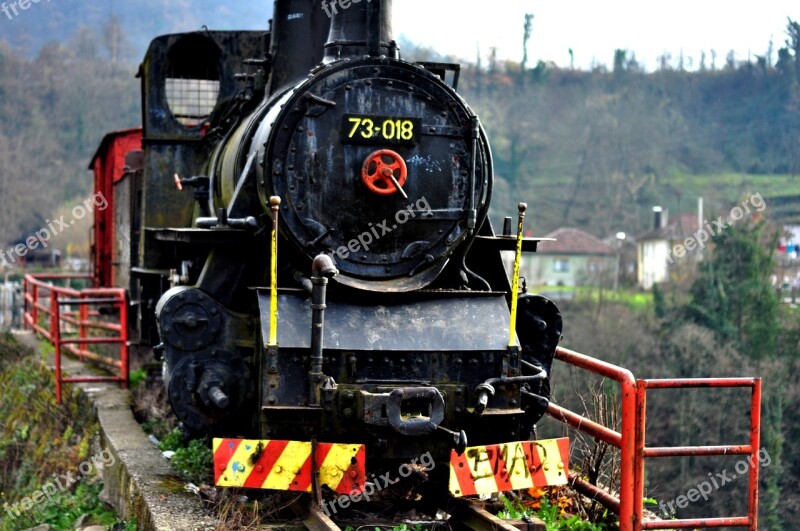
left=498, top=495, right=607, bottom=531
left=158, top=427, right=185, bottom=453
left=171, top=439, right=213, bottom=483
left=0, top=336, right=130, bottom=530
left=128, top=367, right=147, bottom=387
left=8, top=481, right=121, bottom=530
left=158, top=427, right=213, bottom=484
left=498, top=495, right=535, bottom=519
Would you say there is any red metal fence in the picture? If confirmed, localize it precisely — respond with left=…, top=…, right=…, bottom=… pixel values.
left=23, top=273, right=128, bottom=402
left=547, top=347, right=761, bottom=531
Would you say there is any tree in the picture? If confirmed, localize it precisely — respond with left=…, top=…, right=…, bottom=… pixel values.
left=685, top=218, right=779, bottom=360
left=521, top=13, right=534, bottom=71
left=787, top=17, right=800, bottom=83
left=0, top=24, right=139, bottom=257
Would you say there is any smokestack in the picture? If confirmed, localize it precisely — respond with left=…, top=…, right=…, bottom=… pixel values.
left=268, top=0, right=331, bottom=96
left=653, top=206, right=662, bottom=230
left=323, top=0, right=397, bottom=63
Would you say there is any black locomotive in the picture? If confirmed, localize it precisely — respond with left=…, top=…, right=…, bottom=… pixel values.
left=119, top=0, right=562, bottom=484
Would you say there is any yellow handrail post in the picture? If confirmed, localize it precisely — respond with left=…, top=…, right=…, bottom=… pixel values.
left=267, top=196, right=281, bottom=376
left=508, top=202, right=527, bottom=348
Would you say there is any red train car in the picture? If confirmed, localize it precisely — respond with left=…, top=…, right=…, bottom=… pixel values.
left=89, top=128, right=142, bottom=288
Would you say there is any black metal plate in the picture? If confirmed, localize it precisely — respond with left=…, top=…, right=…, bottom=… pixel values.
left=256, top=289, right=510, bottom=351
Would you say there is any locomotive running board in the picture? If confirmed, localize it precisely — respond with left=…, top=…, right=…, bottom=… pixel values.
left=213, top=438, right=366, bottom=493
left=448, top=437, right=569, bottom=497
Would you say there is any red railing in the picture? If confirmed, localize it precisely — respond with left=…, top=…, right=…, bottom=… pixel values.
left=546, top=347, right=761, bottom=531
left=23, top=273, right=128, bottom=402
left=635, top=378, right=761, bottom=530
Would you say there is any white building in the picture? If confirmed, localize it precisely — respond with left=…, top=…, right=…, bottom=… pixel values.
left=636, top=209, right=699, bottom=289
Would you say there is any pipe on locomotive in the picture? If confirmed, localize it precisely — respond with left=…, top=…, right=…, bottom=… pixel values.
left=309, top=254, right=338, bottom=406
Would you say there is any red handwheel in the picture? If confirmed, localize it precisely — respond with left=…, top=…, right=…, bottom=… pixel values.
left=361, top=149, right=408, bottom=196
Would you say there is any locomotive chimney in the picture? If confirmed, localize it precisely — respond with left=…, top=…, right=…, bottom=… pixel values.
left=323, top=0, right=397, bottom=62
left=268, top=0, right=331, bottom=96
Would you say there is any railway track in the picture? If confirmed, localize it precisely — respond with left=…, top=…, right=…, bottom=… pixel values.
left=283, top=497, right=545, bottom=531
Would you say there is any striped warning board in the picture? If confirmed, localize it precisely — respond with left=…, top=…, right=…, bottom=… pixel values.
left=449, top=437, right=569, bottom=497
left=213, top=439, right=365, bottom=494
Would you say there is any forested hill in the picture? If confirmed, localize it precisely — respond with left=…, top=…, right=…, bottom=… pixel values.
left=0, top=0, right=272, bottom=59
left=0, top=8, right=799, bottom=250
left=404, top=20, right=800, bottom=233
left=456, top=40, right=800, bottom=233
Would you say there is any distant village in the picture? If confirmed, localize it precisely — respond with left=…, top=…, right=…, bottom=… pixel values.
left=520, top=196, right=799, bottom=301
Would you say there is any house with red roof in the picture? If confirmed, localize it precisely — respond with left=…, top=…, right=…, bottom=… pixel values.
left=523, top=227, right=616, bottom=288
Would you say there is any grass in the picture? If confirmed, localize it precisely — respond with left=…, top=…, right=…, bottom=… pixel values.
left=0, top=333, right=134, bottom=530
left=665, top=172, right=799, bottom=199
left=532, top=285, right=654, bottom=312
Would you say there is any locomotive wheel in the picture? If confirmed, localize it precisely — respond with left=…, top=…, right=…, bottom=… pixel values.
left=361, top=149, right=408, bottom=196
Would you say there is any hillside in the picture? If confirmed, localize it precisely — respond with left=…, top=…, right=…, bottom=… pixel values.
left=452, top=48, right=800, bottom=233
left=1, top=14, right=799, bottom=250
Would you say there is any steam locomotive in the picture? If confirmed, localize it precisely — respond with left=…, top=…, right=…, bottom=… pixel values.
left=96, top=0, right=564, bottom=498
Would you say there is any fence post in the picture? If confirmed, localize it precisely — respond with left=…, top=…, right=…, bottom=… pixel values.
left=78, top=291, right=88, bottom=360
left=619, top=376, right=638, bottom=531
left=51, top=288, right=62, bottom=403
left=634, top=380, right=648, bottom=531
left=32, top=283, right=39, bottom=333
left=23, top=277, right=28, bottom=330
left=119, top=291, right=129, bottom=389
left=748, top=379, right=761, bottom=531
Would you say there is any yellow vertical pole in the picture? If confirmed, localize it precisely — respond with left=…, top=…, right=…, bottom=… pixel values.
left=508, top=203, right=527, bottom=347
left=269, top=196, right=281, bottom=346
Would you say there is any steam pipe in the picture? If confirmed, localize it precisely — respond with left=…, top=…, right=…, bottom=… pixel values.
left=309, top=254, right=338, bottom=406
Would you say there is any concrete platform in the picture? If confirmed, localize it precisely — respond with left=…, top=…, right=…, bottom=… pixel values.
left=14, top=330, right=218, bottom=531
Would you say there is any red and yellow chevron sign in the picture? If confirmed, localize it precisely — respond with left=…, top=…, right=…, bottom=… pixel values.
left=449, top=437, right=569, bottom=497
left=213, top=438, right=365, bottom=494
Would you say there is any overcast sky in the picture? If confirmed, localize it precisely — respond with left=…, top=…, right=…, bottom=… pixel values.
left=393, top=1, right=799, bottom=70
